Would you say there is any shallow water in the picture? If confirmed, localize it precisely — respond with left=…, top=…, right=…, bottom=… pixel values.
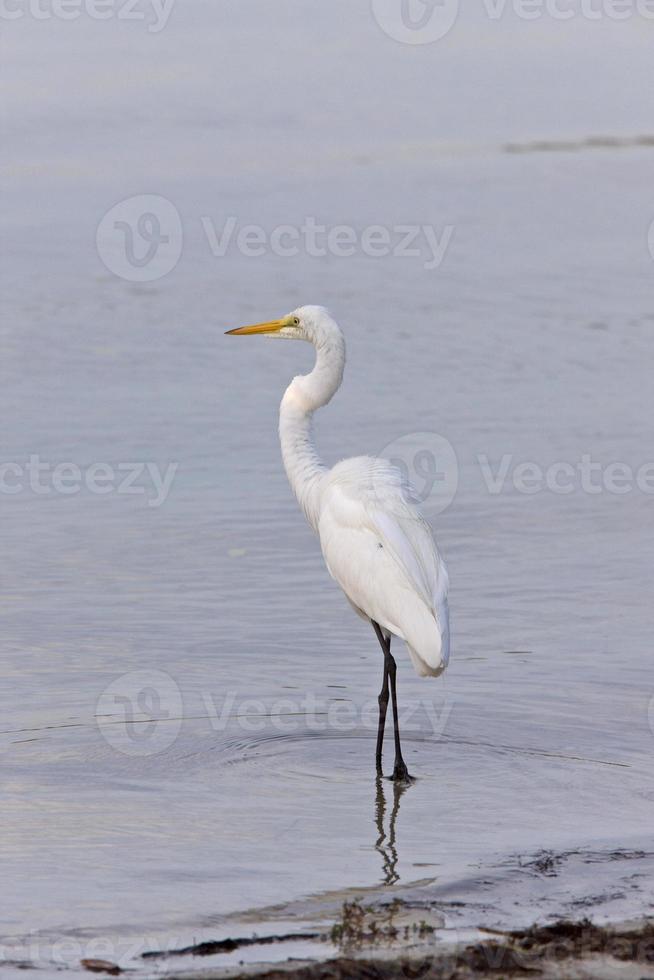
left=2, top=1, right=654, bottom=975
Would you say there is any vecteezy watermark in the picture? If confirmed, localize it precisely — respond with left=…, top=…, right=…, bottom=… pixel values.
left=0, top=456, right=178, bottom=507
left=201, top=217, right=454, bottom=271
left=478, top=453, right=654, bottom=496
left=0, top=931, right=200, bottom=973
left=376, top=431, right=459, bottom=515
left=96, top=669, right=183, bottom=756
left=96, top=195, right=455, bottom=282
left=96, top=672, right=454, bottom=756
left=202, top=690, right=454, bottom=737
left=371, top=0, right=460, bottom=44
left=359, top=432, right=654, bottom=514
left=372, top=0, right=654, bottom=44
left=96, top=195, right=183, bottom=282
left=0, top=0, right=175, bottom=31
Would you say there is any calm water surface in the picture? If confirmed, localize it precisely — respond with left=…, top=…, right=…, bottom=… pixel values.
left=2, top=2, right=654, bottom=974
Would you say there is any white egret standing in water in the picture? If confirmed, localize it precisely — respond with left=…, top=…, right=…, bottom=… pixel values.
left=226, top=306, right=449, bottom=782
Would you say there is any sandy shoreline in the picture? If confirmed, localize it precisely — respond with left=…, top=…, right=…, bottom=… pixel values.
left=5, top=843, right=653, bottom=978
left=127, top=912, right=654, bottom=980
left=130, top=855, right=654, bottom=980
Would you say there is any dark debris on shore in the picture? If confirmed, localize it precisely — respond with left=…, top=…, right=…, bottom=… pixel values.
left=151, top=918, right=654, bottom=980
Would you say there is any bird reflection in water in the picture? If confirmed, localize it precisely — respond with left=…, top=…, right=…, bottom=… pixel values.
left=374, top=774, right=411, bottom=885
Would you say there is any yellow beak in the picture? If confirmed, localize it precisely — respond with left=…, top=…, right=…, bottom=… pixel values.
left=225, top=316, right=289, bottom=337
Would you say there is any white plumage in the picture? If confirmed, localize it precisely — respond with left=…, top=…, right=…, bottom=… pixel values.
left=227, top=305, right=450, bottom=780
left=319, top=456, right=449, bottom=678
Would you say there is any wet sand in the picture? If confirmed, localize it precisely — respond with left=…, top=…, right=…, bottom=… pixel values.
left=173, top=920, right=654, bottom=980
left=108, top=910, right=654, bottom=979
left=101, top=843, right=654, bottom=978
left=224, top=921, right=654, bottom=980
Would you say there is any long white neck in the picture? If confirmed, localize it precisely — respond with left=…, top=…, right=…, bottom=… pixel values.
left=279, top=331, right=346, bottom=532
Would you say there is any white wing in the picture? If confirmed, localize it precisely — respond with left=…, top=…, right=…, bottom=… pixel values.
left=318, top=456, right=449, bottom=677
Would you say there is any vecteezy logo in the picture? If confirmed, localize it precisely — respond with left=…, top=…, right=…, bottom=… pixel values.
left=96, top=194, right=183, bottom=282
left=371, top=0, right=459, bottom=43
left=96, top=669, right=183, bottom=756
left=375, top=431, right=458, bottom=515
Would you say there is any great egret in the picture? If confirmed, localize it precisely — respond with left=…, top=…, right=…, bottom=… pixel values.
left=226, top=306, right=449, bottom=782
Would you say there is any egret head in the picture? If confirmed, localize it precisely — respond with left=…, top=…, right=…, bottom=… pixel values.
left=226, top=305, right=341, bottom=347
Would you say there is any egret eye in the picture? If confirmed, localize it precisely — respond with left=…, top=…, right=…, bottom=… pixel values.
left=292, top=317, right=300, bottom=326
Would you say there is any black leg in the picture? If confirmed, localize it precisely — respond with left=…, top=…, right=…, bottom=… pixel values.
left=375, top=635, right=390, bottom=774
left=387, top=654, right=411, bottom=783
left=372, top=622, right=413, bottom=783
